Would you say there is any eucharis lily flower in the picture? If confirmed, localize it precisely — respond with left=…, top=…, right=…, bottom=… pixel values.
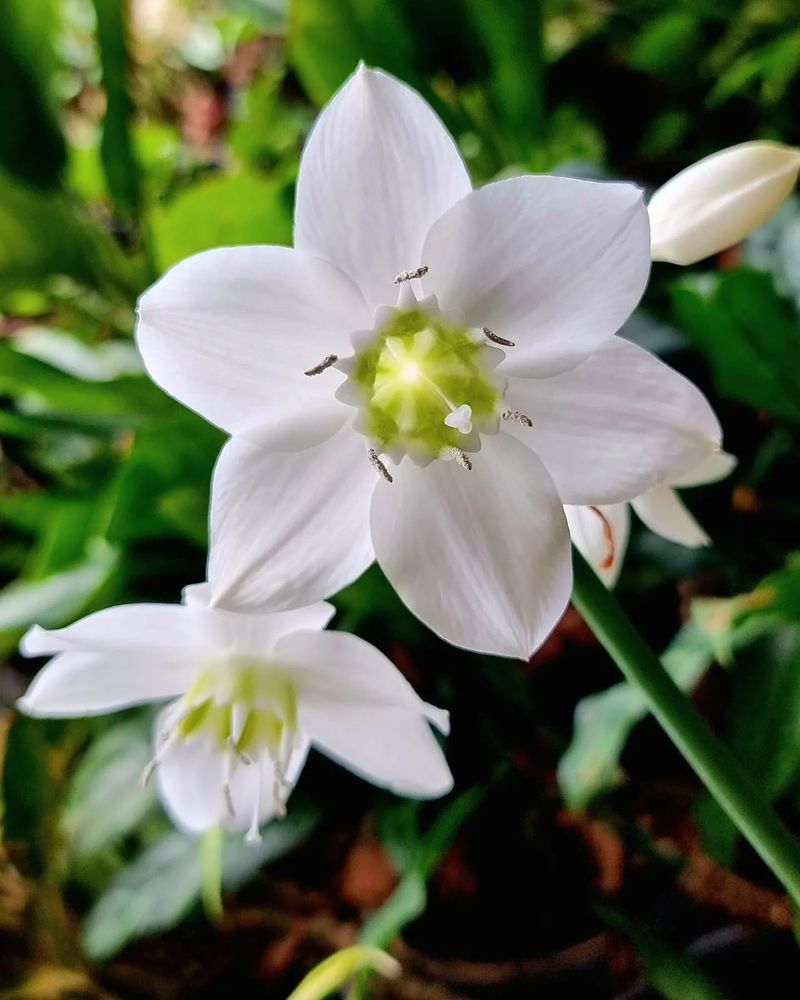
left=136, top=65, right=721, bottom=659
left=18, top=589, right=451, bottom=841
left=566, top=450, right=736, bottom=586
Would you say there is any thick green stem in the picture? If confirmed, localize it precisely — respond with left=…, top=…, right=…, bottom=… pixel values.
left=572, top=548, right=800, bottom=908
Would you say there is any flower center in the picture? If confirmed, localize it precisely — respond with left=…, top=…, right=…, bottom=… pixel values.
left=341, top=305, right=506, bottom=464
left=143, top=658, right=299, bottom=841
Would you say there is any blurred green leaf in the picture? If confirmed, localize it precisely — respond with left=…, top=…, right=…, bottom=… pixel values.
left=0, top=170, right=133, bottom=298
left=0, top=1, right=66, bottom=189
left=289, top=0, right=415, bottom=105
left=0, top=539, right=118, bottom=635
left=63, top=715, right=156, bottom=861
left=91, top=0, right=143, bottom=221
left=83, top=804, right=319, bottom=960
left=672, top=269, right=800, bottom=422
left=465, top=0, right=544, bottom=142
left=599, top=906, right=727, bottom=1000
left=13, top=328, right=142, bottom=382
left=629, top=12, right=700, bottom=78
left=558, top=627, right=714, bottom=808
left=360, top=789, right=483, bottom=949
left=151, top=172, right=293, bottom=270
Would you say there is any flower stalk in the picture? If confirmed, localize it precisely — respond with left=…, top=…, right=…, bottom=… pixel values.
left=571, top=548, right=800, bottom=908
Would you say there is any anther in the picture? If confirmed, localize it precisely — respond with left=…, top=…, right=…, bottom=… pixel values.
left=588, top=506, right=616, bottom=571
left=484, top=327, right=515, bottom=347
left=140, top=758, right=158, bottom=789
left=394, top=265, right=428, bottom=284
left=502, top=409, right=533, bottom=428
left=304, top=354, right=338, bottom=376
left=368, top=448, right=393, bottom=483
left=224, top=783, right=236, bottom=819
left=448, top=448, right=472, bottom=471
left=229, top=737, right=252, bottom=765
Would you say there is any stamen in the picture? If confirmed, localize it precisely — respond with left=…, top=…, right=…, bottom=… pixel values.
left=246, top=759, right=263, bottom=844
left=304, top=354, right=338, bottom=376
left=394, top=265, right=428, bottom=284
left=588, top=506, right=616, bottom=571
left=483, top=327, right=515, bottom=347
left=502, top=409, right=533, bottom=428
left=368, top=448, right=393, bottom=483
left=224, top=783, right=236, bottom=818
left=140, top=758, right=158, bottom=789
left=447, top=447, right=472, bottom=471
left=229, top=736, right=252, bottom=765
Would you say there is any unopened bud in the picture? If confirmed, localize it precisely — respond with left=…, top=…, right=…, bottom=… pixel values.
left=648, top=141, right=800, bottom=265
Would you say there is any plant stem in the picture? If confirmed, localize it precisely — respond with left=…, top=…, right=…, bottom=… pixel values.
left=571, top=548, right=800, bottom=908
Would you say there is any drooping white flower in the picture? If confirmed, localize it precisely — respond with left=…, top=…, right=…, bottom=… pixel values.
left=567, top=450, right=736, bottom=586
left=649, top=141, right=800, bottom=265
left=135, top=65, right=721, bottom=659
left=18, top=588, right=452, bottom=841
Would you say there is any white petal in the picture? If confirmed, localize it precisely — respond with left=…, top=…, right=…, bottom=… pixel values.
left=370, top=432, right=572, bottom=659
left=504, top=338, right=722, bottom=505
left=274, top=629, right=449, bottom=733
left=298, top=700, right=452, bottom=799
left=136, top=245, right=370, bottom=445
left=564, top=503, right=630, bottom=588
left=632, top=485, right=710, bottom=548
left=201, top=604, right=336, bottom=657
left=18, top=651, right=194, bottom=718
left=155, top=720, right=226, bottom=833
left=422, top=175, right=651, bottom=377
left=649, top=141, right=800, bottom=265
left=21, top=603, right=209, bottom=657
left=667, top=449, right=737, bottom=488
left=294, top=65, right=471, bottom=311
left=208, top=425, right=375, bottom=612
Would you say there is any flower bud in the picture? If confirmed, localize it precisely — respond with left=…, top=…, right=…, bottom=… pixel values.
left=648, top=141, right=800, bottom=265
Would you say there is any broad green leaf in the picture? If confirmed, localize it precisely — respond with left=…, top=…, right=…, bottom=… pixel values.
left=63, top=715, right=156, bottom=861
left=558, top=627, right=714, bottom=808
left=629, top=12, right=701, bottom=77
left=672, top=270, right=800, bottom=422
left=151, top=172, right=293, bottom=270
left=289, top=0, right=416, bottom=105
left=0, top=539, right=118, bottom=635
left=83, top=804, right=320, bottom=960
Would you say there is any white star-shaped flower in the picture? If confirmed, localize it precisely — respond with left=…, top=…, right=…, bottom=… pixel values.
left=135, top=65, right=721, bottom=658
left=18, top=588, right=451, bottom=841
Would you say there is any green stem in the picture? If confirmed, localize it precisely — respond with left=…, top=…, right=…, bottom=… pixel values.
left=572, top=548, right=800, bottom=907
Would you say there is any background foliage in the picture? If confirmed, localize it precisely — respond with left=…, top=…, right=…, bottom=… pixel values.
left=2, top=1, right=800, bottom=996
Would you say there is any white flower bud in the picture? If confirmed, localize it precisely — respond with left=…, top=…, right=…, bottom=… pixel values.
left=648, top=141, right=800, bottom=265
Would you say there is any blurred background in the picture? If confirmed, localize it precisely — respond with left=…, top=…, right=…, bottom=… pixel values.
left=2, top=0, right=800, bottom=997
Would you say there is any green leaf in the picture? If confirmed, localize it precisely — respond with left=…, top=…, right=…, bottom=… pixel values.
left=289, top=0, right=416, bottom=105
left=672, top=269, right=800, bottom=422
left=63, top=715, right=157, bottom=861
left=465, top=0, right=544, bottom=142
left=599, top=906, right=727, bottom=1000
left=91, top=0, right=143, bottom=219
left=83, top=804, right=320, bottom=960
left=0, top=1, right=66, bottom=189
left=558, top=627, right=714, bottom=808
left=0, top=539, right=118, bottom=635
left=0, top=170, right=133, bottom=298
left=360, top=789, right=483, bottom=950
left=629, top=12, right=701, bottom=77
left=151, top=172, right=293, bottom=270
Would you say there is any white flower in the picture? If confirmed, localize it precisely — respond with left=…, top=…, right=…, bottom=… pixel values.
left=135, top=65, right=721, bottom=659
left=18, top=588, right=451, bottom=841
left=566, top=450, right=736, bottom=586
left=649, top=141, right=800, bottom=266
